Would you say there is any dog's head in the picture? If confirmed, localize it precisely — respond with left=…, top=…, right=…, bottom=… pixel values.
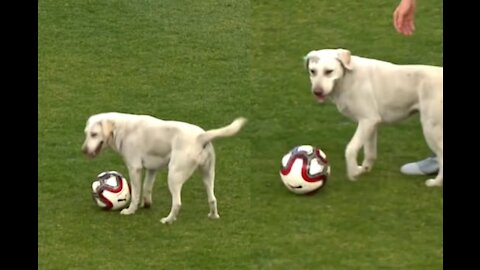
left=81, top=114, right=115, bottom=158
left=303, top=48, right=353, bottom=102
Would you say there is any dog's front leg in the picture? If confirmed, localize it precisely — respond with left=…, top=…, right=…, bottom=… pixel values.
left=120, top=166, right=142, bottom=215
left=361, top=125, right=378, bottom=172
left=142, top=169, right=158, bottom=208
left=345, top=119, right=378, bottom=181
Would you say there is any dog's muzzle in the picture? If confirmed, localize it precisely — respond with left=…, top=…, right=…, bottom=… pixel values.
left=82, top=141, right=103, bottom=158
left=312, top=88, right=327, bottom=102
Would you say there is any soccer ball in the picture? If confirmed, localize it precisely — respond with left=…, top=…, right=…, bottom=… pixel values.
left=279, top=145, right=330, bottom=195
left=91, top=171, right=131, bottom=210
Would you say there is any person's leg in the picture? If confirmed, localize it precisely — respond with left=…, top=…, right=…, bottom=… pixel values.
left=400, top=154, right=439, bottom=175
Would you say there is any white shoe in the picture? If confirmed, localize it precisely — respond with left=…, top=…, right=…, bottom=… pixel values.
left=400, top=156, right=439, bottom=176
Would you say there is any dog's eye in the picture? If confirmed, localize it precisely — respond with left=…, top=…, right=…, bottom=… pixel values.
left=309, top=69, right=317, bottom=76
left=324, top=69, right=333, bottom=75
left=91, top=132, right=98, bottom=138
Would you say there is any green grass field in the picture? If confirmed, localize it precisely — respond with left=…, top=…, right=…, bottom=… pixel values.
left=38, top=0, right=443, bottom=269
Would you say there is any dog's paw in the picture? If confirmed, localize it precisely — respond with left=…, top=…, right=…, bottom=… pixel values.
left=141, top=195, right=152, bottom=208
left=360, top=161, right=374, bottom=172
left=208, top=213, right=220, bottom=219
left=347, top=166, right=365, bottom=181
left=160, top=216, right=176, bottom=224
left=347, top=174, right=358, bottom=181
left=141, top=200, right=152, bottom=209
left=425, top=179, right=443, bottom=187
left=120, top=208, right=136, bottom=215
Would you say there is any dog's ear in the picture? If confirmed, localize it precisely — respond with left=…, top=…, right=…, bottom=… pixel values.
left=336, top=49, right=353, bottom=70
left=304, top=51, right=320, bottom=72
left=303, top=55, right=310, bottom=71
left=101, top=119, right=115, bottom=141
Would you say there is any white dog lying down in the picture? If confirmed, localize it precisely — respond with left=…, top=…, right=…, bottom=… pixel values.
left=304, top=48, right=443, bottom=187
left=82, top=112, right=247, bottom=224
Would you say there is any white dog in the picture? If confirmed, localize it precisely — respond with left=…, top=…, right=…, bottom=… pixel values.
left=304, top=48, right=443, bottom=187
left=81, top=112, right=247, bottom=224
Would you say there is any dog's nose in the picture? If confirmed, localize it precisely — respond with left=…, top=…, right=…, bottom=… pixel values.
left=312, top=87, right=324, bottom=95
left=312, top=87, right=327, bottom=102
left=81, top=146, right=88, bottom=155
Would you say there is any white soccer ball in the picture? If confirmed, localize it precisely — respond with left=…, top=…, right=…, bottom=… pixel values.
left=279, top=145, right=331, bottom=195
left=91, top=171, right=131, bottom=210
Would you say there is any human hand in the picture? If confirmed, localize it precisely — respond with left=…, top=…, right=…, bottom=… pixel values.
left=393, top=0, right=416, bottom=36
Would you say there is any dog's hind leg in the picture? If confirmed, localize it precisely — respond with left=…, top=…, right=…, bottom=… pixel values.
left=160, top=160, right=196, bottom=224
left=200, top=155, right=219, bottom=219
left=142, top=169, right=158, bottom=208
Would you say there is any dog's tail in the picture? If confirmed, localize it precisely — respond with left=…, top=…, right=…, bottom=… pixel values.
left=197, top=117, right=247, bottom=146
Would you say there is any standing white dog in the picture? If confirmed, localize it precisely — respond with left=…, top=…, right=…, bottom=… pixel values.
left=82, top=112, right=247, bottom=224
left=304, top=48, right=442, bottom=187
